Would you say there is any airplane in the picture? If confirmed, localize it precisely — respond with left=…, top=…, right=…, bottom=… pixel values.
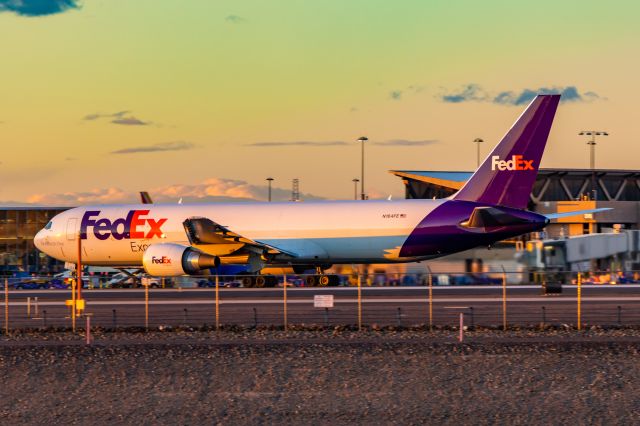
left=34, top=94, right=609, bottom=287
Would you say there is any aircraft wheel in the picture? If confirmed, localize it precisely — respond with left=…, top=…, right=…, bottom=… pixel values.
left=328, top=275, right=340, bottom=286
left=305, top=276, right=318, bottom=287
left=242, top=276, right=255, bottom=288
left=255, top=276, right=266, bottom=288
left=264, top=276, right=278, bottom=287
left=318, top=275, right=330, bottom=287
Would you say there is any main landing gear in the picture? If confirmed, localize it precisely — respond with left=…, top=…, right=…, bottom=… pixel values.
left=305, top=275, right=340, bottom=287
left=240, top=265, right=341, bottom=288
left=305, top=266, right=340, bottom=287
left=241, top=275, right=278, bottom=288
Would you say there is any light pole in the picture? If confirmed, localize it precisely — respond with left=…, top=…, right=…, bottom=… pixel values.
left=352, top=178, right=359, bottom=200
left=473, top=138, right=484, bottom=168
left=357, top=136, right=368, bottom=200
left=266, top=177, right=274, bottom=202
left=579, top=131, right=608, bottom=200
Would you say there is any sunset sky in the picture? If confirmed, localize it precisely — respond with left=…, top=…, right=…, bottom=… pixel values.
left=0, top=0, right=638, bottom=204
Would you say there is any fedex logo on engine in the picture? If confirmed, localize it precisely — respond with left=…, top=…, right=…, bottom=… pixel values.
left=80, top=210, right=168, bottom=241
left=491, top=155, right=534, bottom=171
left=151, top=256, right=171, bottom=264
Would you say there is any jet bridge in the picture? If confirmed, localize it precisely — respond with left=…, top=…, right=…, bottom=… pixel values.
left=525, top=230, right=640, bottom=271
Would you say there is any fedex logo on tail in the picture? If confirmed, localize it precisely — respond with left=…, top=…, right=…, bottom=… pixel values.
left=491, top=155, right=534, bottom=171
left=80, top=210, right=168, bottom=240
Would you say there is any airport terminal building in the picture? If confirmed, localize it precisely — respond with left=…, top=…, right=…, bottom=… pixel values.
left=0, top=206, right=69, bottom=275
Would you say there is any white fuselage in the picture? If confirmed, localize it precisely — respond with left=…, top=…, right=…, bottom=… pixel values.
left=34, top=199, right=444, bottom=266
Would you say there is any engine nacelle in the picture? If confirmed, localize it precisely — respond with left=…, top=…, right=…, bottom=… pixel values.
left=142, top=243, right=220, bottom=276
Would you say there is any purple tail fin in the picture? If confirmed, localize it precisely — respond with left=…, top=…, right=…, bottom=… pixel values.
left=453, top=94, right=560, bottom=209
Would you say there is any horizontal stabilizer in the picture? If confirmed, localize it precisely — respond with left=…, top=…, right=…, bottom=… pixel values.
left=544, top=208, right=612, bottom=220
left=464, top=207, right=531, bottom=229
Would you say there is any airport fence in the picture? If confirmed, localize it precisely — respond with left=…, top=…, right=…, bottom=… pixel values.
left=2, top=270, right=640, bottom=334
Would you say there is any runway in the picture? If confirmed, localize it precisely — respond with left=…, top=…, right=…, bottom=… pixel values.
left=3, top=285, right=640, bottom=329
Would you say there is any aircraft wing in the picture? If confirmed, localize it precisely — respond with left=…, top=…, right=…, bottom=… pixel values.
left=182, top=217, right=298, bottom=258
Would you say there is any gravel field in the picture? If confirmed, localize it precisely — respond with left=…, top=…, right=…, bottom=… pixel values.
left=2, top=328, right=640, bottom=425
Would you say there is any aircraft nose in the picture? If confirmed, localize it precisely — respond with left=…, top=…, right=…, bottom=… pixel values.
left=34, top=229, right=46, bottom=253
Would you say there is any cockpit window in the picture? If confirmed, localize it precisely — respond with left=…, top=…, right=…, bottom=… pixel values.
left=44, top=221, right=53, bottom=230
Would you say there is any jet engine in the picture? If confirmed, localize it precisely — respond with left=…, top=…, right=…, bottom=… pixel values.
left=142, top=243, right=220, bottom=276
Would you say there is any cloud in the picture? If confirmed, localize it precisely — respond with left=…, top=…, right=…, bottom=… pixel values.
left=150, top=178, right=325, bottom=202
left=247, top=139, right=436, bottom=148
left=225, top=14, right=245, bottom=23
left=441, top=85, right=603, bottom=105
left=83, top=111, right=128, bottom=121
left=373, top=139, right=438, bottom=146
left=583, top=91, right=604, bottom=101
left=0, top=0, right=80, bottom=17
left=388, top=85, right=424, bottom=101
left=246, top=141, right=347, bottom=147
left=492, top=86, right=598, bottom=105
left=27, top=188, right=132, bottom=205
left=83, top=110, right=151, bottom=125
left=440, top=84, right=488, bottom=103
left=111, top=141, right=196, bottom=154
left=111, top=116, right=149, bottom=126
left=26, top=178, right=325, bottom=205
